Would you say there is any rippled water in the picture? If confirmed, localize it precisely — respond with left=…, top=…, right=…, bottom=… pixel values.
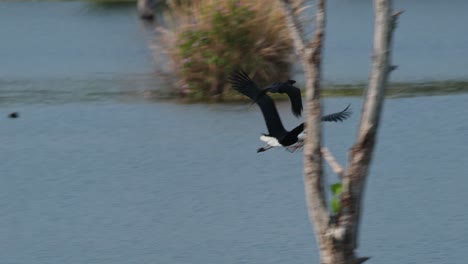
left=323, top=0, right=468, bottom=83
left=1, top=1, right=468, bottom=264
left=2, top=96, right=468, bottom=264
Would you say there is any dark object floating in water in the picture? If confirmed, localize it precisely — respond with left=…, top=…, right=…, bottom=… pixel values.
left=8, top=112, right=19, bottom=118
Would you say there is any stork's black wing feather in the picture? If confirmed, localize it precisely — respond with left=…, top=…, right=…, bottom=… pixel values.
left=264, top=82, right=285, bottom=92
left=252, top=82, right=283, bottom=108
left=229, top=70, right=287, bottom=138
left=264, top=80, right=297, bottom=92
left=281, top=85, right=303, bottom=117
left=321, top=104, right=352, bottom=122
left=259, top=81, right=303, bottom=118
left=228, top=70, right=261, bottom=100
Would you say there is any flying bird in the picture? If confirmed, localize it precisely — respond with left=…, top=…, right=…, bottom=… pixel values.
left=229, top=70, right=351, bottom=153
left=253, top=79, right=303, bottom=117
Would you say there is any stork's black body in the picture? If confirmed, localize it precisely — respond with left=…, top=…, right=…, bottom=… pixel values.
left=255, top=79, right=303, bottom=117
left=229, top=70, right=352, bottom=152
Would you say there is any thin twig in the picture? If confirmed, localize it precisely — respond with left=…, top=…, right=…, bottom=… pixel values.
left=321, top=147, right=344, bottom=179
left=278, top=0, right=307, bottom=55
left=393, top=10, right=404, bottom=17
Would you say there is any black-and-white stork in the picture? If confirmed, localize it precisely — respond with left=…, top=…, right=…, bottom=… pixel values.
left=229, top=70, right=352, bottom=153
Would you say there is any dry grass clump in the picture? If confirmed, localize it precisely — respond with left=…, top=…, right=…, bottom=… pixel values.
left=158, top=0, right=296, bottom=100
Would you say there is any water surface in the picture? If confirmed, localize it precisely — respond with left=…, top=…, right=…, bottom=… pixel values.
left=2, top=96, right=468, bottom=264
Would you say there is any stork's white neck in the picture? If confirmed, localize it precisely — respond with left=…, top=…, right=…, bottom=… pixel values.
left=259, top=135, right=282, bottom=147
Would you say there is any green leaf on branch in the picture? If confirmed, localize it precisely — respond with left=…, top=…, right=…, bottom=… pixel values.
left=330, top=183, right=343, bottom=214
left=331, top=197, right=341, bottom=214
left=330, top=183, right=343, bottom=196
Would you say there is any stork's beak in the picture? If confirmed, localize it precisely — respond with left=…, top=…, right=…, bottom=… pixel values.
left=257, top=147, right=266, bottom=153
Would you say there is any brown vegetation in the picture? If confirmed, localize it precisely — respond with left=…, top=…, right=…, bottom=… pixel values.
left=158, top=0, right=305, bottom=100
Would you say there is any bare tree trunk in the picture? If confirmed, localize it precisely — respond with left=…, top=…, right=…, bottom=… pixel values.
left=278, top=0, right=402, bottom=263
left=339, top=1, right=402, bottom=251
left=279, top=0, right=329, bottom=259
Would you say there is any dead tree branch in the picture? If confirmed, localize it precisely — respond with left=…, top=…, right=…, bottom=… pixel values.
left=277, top=0, right=307, bottom=56
left=322, top=147, right=344, bottom=179
left=340, top=0, right=401, bottom=250
left=279, top=0, right=399, bottom=263
left=280, top=0, right=329, bottom=236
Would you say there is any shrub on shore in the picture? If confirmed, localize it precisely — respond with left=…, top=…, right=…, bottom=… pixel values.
left=158, top=0, right=296, bottom=100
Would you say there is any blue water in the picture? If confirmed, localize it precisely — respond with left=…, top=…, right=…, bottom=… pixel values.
left=2, top=96, right=468, bottom=264
left=1, top=0, right=468, bottom=83
left=1, top=1, right=468, bottom=264
left=0, top=1, right=154, bottom=78
left=318, top=0, right=468, bottom=83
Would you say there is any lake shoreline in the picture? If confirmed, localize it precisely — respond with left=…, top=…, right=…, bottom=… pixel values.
left=2, top=79, right=468, bottom=106
left=161, top=80, right=468, bottom=103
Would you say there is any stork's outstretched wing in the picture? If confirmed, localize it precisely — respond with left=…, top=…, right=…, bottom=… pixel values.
left=254, top=80, right=302, bottom=118
left=276, top=84, right=302, bottom=118
left=228, top=70, right=287, bottom=139
left=321, top=104, right=352, bottom=122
